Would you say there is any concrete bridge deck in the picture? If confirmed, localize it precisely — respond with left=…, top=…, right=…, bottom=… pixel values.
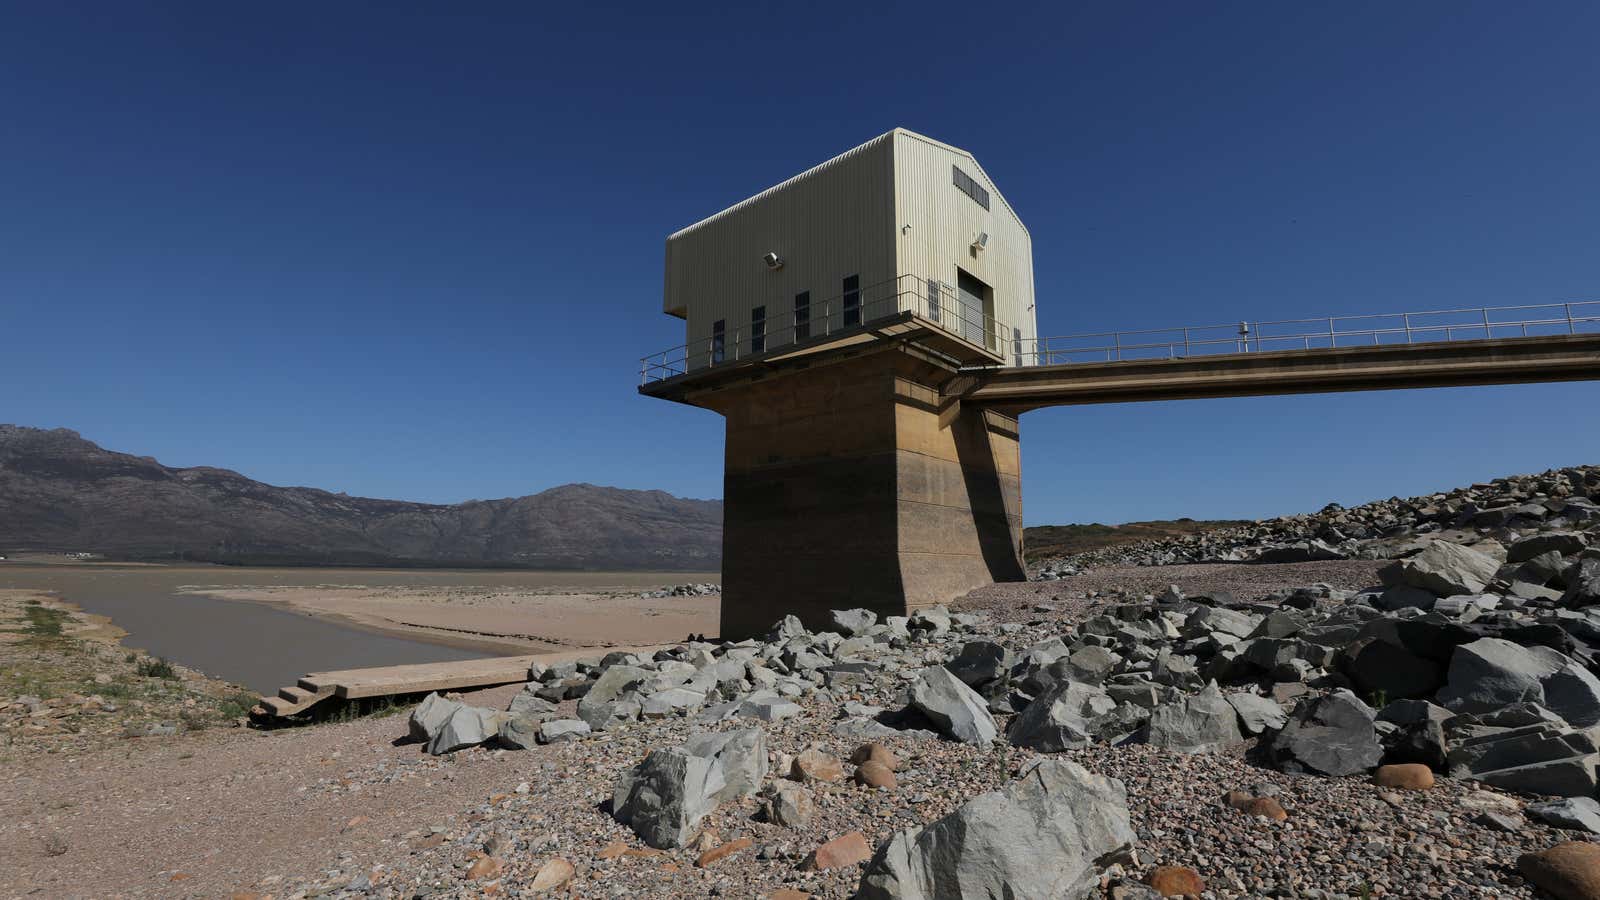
left=962, top=333, right=1600, bottom=412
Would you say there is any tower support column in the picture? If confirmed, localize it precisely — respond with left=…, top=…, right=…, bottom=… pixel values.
left=701, top=346, right=1024, bottom=638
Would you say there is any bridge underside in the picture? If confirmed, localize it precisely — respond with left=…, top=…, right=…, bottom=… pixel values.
left=965, top=333, right=1600, bottom=412
left=645, top=333, right=1600, bottom=638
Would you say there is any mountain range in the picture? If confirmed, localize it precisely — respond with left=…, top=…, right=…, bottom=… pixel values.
left=0, top=425, right=722, bottom=570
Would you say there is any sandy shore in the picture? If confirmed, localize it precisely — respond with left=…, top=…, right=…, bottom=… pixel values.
left=179, top=577, right=721, bottom=656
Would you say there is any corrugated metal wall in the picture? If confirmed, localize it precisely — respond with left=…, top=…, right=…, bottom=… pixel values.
left=664, top=134, right=899, bottom=370
left=892, top=131, right=1037, bottom=363
left=661, top=128, right=1036, bottom=371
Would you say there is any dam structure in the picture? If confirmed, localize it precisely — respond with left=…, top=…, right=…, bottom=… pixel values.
left=640, top=128, right=1600, bottom=638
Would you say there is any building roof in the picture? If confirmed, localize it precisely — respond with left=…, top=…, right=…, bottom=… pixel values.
left=667, top=127, right=1026, bottom=240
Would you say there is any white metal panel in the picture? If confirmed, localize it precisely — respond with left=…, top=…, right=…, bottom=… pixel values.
left=891, top=130, right=1036, bottom=364
left=664, top=133, right=898, bottom=369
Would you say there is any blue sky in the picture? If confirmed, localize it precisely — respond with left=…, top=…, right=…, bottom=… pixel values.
left=2, top=2, right=1596, bottom=526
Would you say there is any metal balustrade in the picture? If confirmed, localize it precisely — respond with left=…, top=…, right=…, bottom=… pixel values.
left=639, top=274, right=1013, bottom=384
left=1016, top=301, right=1600, bottom=367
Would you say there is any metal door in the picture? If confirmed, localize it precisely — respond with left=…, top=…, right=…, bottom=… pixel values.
left=957, top=272, right=987, bottom=346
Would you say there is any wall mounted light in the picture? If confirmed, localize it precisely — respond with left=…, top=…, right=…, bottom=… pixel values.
left=971, top=232, right=989, bottom=252
left=762, top=252, right=784, bottom=270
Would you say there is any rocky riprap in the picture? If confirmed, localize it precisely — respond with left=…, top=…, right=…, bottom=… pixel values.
left=638, top=583, right=721, bottom=599
left=388, top=519, right=1600, bottom=897
left=1033, top=464, right=1600, bottom=573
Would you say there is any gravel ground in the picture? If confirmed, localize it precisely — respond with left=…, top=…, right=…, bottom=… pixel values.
left=0, top=561, right=1575, bottom=898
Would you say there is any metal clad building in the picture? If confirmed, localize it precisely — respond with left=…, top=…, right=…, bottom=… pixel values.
left=659, top=128, right=1035, bottom=375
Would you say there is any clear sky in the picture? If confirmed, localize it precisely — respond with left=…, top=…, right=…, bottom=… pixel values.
left=2, top=2, right=1596, bottom=526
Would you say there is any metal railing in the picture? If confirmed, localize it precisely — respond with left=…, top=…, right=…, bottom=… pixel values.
left=640, top=274, right=1016, bottom=384
left=1016, top=300, right=1600, bottom=367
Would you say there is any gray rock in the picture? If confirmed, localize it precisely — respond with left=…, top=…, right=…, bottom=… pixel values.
left=426, top=704, right=502, bottom=755
left=737, top=693, right=802, bottom=721
left=682, top=727, right=768, bottom=803
left=1183, top=606, right=1259, bottom=639
left=1436, top=638, right=1567, bottom=713
left=1472, top=753, right=1600, bottom=798
left=507, top=686, right=559, bottom=719
left=1226, top=692, right=1288, bottom=735
left=1065, top=645, right=1118, bottom=685
left=768, top=614, right=806, bottom=642
left=1145, top=682, right=1243, bottom=752
left=1528, top=797, right=1600, bottom=833
left=537, top=718, right=591, bottom=744
left=909, top=666, right=997, bottom=745
left=640, top=688, right=705, bottom=718
left=908, top=606, right=952, bottom=635
left=762, top=781, right=814, bottom=827
left=945, top=641, right=1013, bottom=687
left=612, top=747, right=726, bottom=849
left=1508, top=532, right=1588, bottom=563
left=1543, top=663, right=1600, bottom=729
left=577, top=696, right=642, bottom=731
left=496, top=715, right=542, bottom=750
left=856, top=759, right=1135, bottom=900
left=408, top=692, right=459, bottom=744
left=1373, top=585, right=1438, bottom=612
left=830, top=608, right=878, bottom=636
left=1007, top=681, right=1119, bottom=752
left=1265, top=690, right=1382, bottom=776
left=1379, top=540, right=1500, bottom=597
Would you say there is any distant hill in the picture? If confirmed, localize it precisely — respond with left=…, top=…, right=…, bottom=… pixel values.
left=0, top=425, right=721, bottom=570
left=1022, top=519, right=1250, bottom=562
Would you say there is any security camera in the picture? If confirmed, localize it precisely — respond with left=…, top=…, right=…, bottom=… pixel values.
left=762, top=252, right=784, bottom=270
left=971, top=232, right=989, bottom=251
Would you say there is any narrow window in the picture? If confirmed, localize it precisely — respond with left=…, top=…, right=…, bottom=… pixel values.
left=750, top=306, right=766, bottom=354
left=842, top=275, right=860, bottom=327
left=952, top=165, right=990, bottom=210
left=927, top=279, right=941, bottom=323
left=711, top=319, right=725, bottom=364
left=793, top=291, right=811, bottom=340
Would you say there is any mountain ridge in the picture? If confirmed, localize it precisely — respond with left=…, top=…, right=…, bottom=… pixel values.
left=0, top=425, right=722, bottom=570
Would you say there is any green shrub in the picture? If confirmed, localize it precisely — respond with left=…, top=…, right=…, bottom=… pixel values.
left=135, top=657, right=177, bottom=679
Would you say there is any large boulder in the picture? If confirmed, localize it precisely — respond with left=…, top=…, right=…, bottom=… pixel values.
left=909, top=666, right=997, bottom=745
left=408, top=692, right=459, bottom=744
left=856, top=759, right=1134, bottom=900
left=612, top=747, right=725, bottom=849
left=681, top=728, right=767, bottom=804
left=1144, top=682, right=1243, bottom=753
left=1380, top=541, right=1501, bottom=596
left=1264, top=690, right=1382, bottom=776
left=830, top=608, right=878, bottom=636
left=1007, top=681, right=1119, bottom=752
left=1546, top=664, right=1600, bottom=729
left=1435, top=638, right=1567, bottom=713
left=426, top=704, right=504, bottom=755
left=945, top=641, right=1013, bottom=687
left=1226, top=692, right=1288, bottom=735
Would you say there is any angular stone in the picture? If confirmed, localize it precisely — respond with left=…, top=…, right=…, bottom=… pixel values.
left=1436, top=638, right=1567, bottom=713
left=830, top=608, right=878, bottom=636
left=496, top=715, right=541, bottom=750
left=1380, top=541, right=1500, bottom=596
left=1509, top=532, right=1588, bottom=563
left=1007, top=681, right=1120, bottom=752
left=762, top=781, right=815, bottom=827
left=1544, top=663, right=1600, bottom=729
left=507, top=686, right=559, bottom=719
left=1529, top=797, right=1600, bottom=834
left=909, top=666, right=997, bottom=745
left=408, top=692, right=459, bottom=744
left=427, top=704, right=502, bottom=755
left=537, top=718, right=591, bottom=744
left=1145, top=682, right=1243, bottom=753
left=791, top=748, right=845, bottom=783
left=856, top=759, right=1135, bottom=900
left=1474, top=753, right=1600, bottom=798
left=1225, top=692, right=1287, bottom=735
left=1265, top=690, right=1382, bottom=776
left=945, top=641, right=1013, bottom=687
left=683, top=728, right=767, bottom=803
left=612, top=747, right=726, bottom=849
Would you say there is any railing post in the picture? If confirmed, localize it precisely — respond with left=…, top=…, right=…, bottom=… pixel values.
left=1328, top=317, right=1335, bottom=348
left=1482, top=307, right=1491, bottom=339
left=1404, top=313, right=1412, bottom=344
left=1568, top=302, right=1577, bottom=334
left=1113, top=332, right=1121, bottom=362
left=1183, top=327, right=1190, bottom=357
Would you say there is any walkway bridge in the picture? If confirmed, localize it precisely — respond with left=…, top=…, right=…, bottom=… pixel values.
left=640, top=298, right=1600, bottom=637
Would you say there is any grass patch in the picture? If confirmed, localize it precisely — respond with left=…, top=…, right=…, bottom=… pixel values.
left=19, top=601, right=69, bottom=640
left=134, top=657, right=177, bottom=679
left=218, top=690, right=262, bottom=719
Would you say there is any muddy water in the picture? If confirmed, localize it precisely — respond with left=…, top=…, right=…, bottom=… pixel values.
left=0, top=565, right=706, bottom=693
